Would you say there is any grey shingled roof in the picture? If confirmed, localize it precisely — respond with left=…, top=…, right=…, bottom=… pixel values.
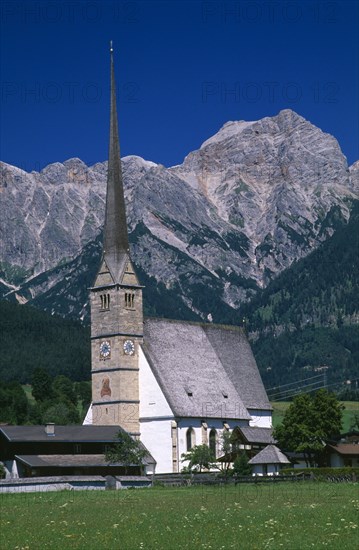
left=0, top=425, right=122, bottom=442
left=202, top=324, right=271, bottom=410
left=142, top=318, right=270, bottom=419
left=240, top=427, right=275, bottom=444
left=248, top=445, right=290, bottom=465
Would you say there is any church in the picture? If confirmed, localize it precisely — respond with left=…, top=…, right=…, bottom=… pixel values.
left=84, top=46, right=273, bottom=474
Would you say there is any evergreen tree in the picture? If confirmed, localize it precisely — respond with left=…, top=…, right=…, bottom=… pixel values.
left=32, top=368, right=53, bottom=402
left=74, top=381, right=92, bottom=408
left=233, top=452, right=252, bottom=476
left=0, top=381, right=29, bottom=424
left=42, top=402, right=79, bottom=425
left=52, top=375, right=77, bottom=405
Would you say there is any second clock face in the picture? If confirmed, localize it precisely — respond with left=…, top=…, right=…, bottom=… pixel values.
left=99, top=340, right=111, bottom=359
left=123, top=339, right=135, bottom=355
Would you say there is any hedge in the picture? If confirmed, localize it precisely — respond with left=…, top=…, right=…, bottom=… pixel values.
left=281, top=467, right=359, bottom=478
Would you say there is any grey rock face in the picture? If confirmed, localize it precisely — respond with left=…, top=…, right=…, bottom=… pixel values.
left=170, top=110, right=356, bottom=283
left=349, top=161, right=359, bottom=194
left=0, top=109, right=357, bottom=321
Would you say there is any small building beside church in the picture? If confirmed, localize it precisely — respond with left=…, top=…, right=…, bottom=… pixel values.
left=84, top=46, right=274, bottom=473
left=0, top=424, right=155, bottom=479
left=248, top=444, right=290, bottom=476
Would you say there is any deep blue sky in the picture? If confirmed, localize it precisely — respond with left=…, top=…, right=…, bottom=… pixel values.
left=1, top=0, right=358, bottom=172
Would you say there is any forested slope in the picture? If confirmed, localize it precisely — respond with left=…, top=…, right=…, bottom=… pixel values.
left=242, top=201, right=359, bottom=392
left=0, top=301, right=90, bottom=383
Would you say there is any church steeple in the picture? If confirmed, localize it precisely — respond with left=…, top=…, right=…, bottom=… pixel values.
left=89, top=44, right=143, bottom=434
left=103, top=42, right=130, bottom=284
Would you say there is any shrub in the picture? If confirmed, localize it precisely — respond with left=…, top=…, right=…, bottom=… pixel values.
left=233, top=453, right=252, bottom=476
left=281, top=467, right=359, bottom=479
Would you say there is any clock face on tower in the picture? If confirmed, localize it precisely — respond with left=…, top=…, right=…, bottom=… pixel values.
left=99, top=340, right=111, bottom=359
left=123, top=339, right=135, bottom=355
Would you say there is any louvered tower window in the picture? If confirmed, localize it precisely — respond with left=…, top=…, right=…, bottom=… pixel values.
left=100, top=293, right=110, bottom=310
left=125, top=291, right=135, bottom=309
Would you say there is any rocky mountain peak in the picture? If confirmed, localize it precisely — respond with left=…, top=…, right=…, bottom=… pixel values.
left=123, top=155, right=158, bottom=169
left=200, top=119, right=256, bottom=149
left=0, top=111, right=358, bottom=322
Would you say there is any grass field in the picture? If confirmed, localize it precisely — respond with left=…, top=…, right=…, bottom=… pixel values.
left=271, top=401, right=359, bottom=430
left=1, top=483, right=358, bottom=549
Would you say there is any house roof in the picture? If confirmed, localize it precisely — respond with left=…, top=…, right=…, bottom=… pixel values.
left=248, top=445, right=290, bottom=465
left=15, top=454, right=149, bottom=468
left=142, top=318, right=271, bottom=419
left=239, top=427, right=275, bottom=444
left=327, top=444, right=359, bottom=456
left=0, top=425, right=155, bottom=463
left=0, top=425, right=122, bottom=443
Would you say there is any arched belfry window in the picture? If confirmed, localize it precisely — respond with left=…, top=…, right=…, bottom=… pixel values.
left=186, top=428, right=195, bottom=451
left=209, top=429, right=217, bottom=458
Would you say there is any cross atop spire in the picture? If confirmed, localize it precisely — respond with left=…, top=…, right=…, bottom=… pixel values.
left=103, top=43, right=130, bottom=284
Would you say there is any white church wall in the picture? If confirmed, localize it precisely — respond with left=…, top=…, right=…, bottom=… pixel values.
left=139, top=347, right=173, bottom=419
left=83, top=404, right=93, bottom=425
left=140, top=418, right=174, bottom=473
left=139, top=347, right=175, bottom=473
left=248, top=409, right=272, bottom=428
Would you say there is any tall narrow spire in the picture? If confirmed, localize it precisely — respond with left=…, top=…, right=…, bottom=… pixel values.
left=103, top=42, right=130, bottom=283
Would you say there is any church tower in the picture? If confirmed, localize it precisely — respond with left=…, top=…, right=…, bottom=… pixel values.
left=90, top=44, right=143, bottom=435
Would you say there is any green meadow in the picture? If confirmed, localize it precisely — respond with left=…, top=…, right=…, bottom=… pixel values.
left=1, top=483, right=358, bottom=549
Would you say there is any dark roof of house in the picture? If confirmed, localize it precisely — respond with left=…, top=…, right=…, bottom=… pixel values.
left=327, top=444, right=359, bottom=456
left=248, top=445, right=290, bottom=465
left=0, top=425, right=122, bottom=443
left=0, top=425, right=155, bottom=463
left=142, top=318, right=271, bottom=419
left=239, top=427, right=275, bottom=444
left=15, top=454, right=148, bottom=468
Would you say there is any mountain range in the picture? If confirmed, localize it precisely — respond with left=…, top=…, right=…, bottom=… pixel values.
left=1, top=109, right=358, bottom=326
